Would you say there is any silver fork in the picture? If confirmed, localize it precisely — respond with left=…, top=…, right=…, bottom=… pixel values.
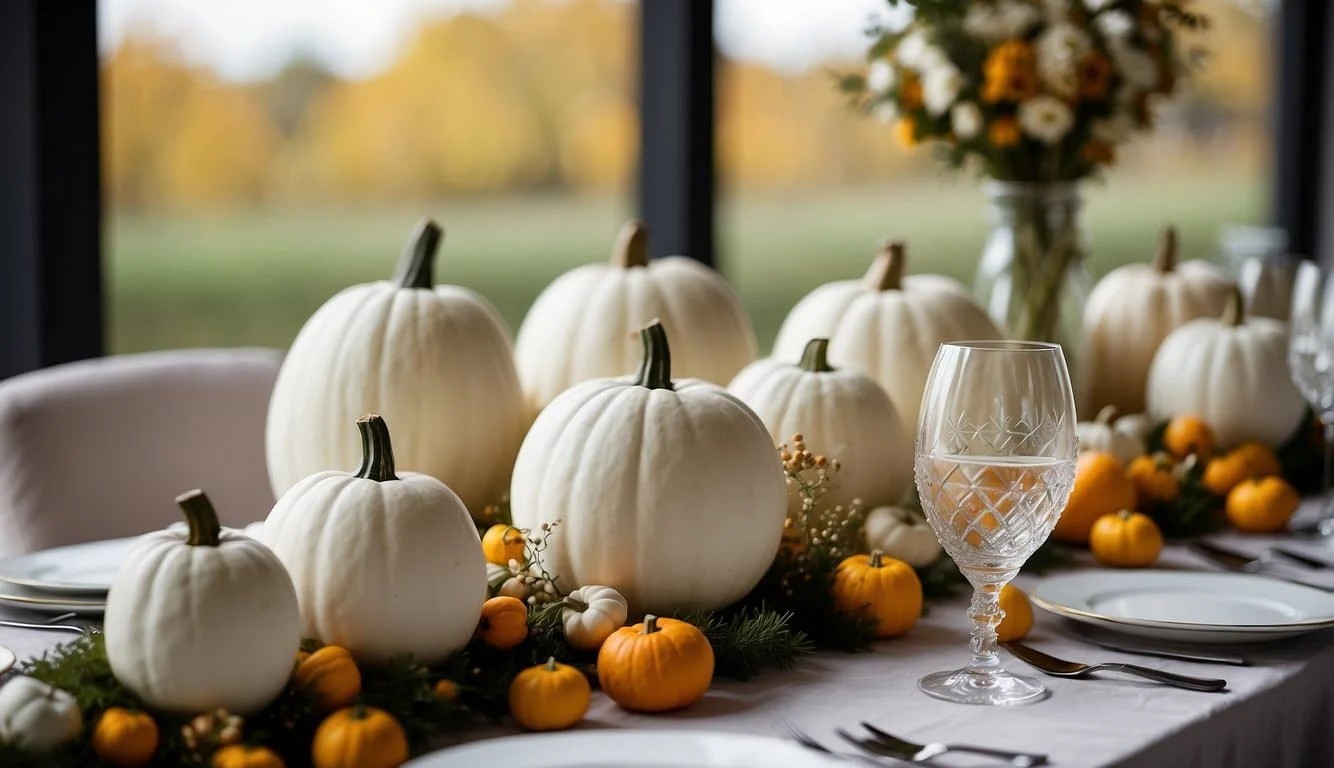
left=0, top=612, right=98, bottom=634
left=783, top=721, right=908, bottom=766
left=839, top=723, right=1049, bottom=766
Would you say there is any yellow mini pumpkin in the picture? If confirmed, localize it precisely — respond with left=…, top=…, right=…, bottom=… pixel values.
left=1163, top=415, right=1216, bottom=460
left=477, top=596, right=529, bottom=650
left=294, top=645, right=362, bottom=712
left=995, top=584, right=1033, bottom=643
left=481, top=525, right=526, bottom=566
left=1227, top=476, right=1300, bottom=533
left=433, top=679, right=459, bottom=701
left=1053, top=451, right=1136, bottom=544
left=92, top=708, right=159, bottom=768
left=832, top=550, right=923, bottom=638
left=213, top=744, right=286, bottom=768
left=598, top=615, right=714, bottom=712
left=311, top=705, right=408, bottom=768
left=1233, top=441, right=1282, bottom=478
left=1202, top=451, right=1253, bottom=497
left=508, top=657, right=590, bottom=731
left=1089, top=510, right=1164, bottom=567
left=1126, top=453, right=1179, bottom=505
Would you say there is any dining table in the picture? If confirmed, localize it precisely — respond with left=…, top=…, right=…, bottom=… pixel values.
left=4, top=506, right=1334, bottom=768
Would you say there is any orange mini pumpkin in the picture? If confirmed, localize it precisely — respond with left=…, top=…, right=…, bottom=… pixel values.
left=311, top=705, right=408, bottom=768
left=1053, top=451, right=1136, bottom=544
left=598, top=615, right=714, bottom=712
left=477, top=596, right=529, bottom=649
left=1202, top=452, right=1252, bottom=497
left=1089, top=510, right=1163, bottom=567
left=1233, top=441, right=1282, bottom=477
left=213, top=744, right=286, bottom=768
left=294, top=645, right=362, bottom=711
left=1163, top=416, right=1216, bottom=460
left=1226, top=476, right=1300, bottom=533
left=92, top=708, right=159, bottom=768
left=1126, top=453, right=1179, bottom=505
left=995, top=584, right=1033, bottom=642
left=433, top=679, right=459, bottom=701
left=832, top=550, right=923, bottom=637
left=481, top=525, right=526, bottom=566
left=508, top=657, right=590, bottom=731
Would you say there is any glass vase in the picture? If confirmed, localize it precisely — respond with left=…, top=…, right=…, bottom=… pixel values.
left=974, top=182, right=1090, bottom=359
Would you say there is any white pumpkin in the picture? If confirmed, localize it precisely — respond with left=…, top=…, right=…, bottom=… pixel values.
left=728, top=337, right=910, bottom=512
left=264, top=414, right=486, bottom=664
left=1147, top=292, right=1305, bottom=448
left=266, top=219, right=527, bottom=516
left=561, top=585, right=629, bottom=651
left=1078, top=227, right=1234, bottom=416
left=863, top=506, right=941, bottom=568
left=0, top=677, right=82, bottom=752
left=105, top=490, right=300, bottom=715
left=510, top=321, right=786, bottom=614
left=1076, top=405, right=1145, bottom=464
left=1239, top=254, right=1299, bottom=321
left=514, top=220, right=757, bottom=415
left=772, top=241, right=1001, bottom=422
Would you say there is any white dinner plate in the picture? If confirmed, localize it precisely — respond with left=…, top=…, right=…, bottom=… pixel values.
left=0, top=645, right=15, bottom=675
left=1032, top=570, right=1334, bottom=643
left=408, top=730, right=842, bottom=768
left=0, top=583, right=106, bottom=615
left=0, top=538, right=137, bottom=595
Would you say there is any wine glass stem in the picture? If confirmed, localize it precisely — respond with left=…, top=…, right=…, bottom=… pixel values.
left=1323, top=417, right=1334, bottom=521
left=966, top=581, right=1005, bottom=677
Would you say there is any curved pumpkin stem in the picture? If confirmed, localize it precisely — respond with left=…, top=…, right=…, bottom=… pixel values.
left=1095, top=405, right=1118, bottom=426
left=176, top=489, right=221, bottom=547
left=355, top=414, right=399, bottom=482
left=863, top=240, right=906, bottom=292
left=611, top=220, right=649, bottom=268
left=1221, top=287, right=1245, bottom=327
left=1152, top=226, right=1177, bottom=273
left=869, top=550, right=884, bottom=568
left=544, top=656, right=560, bottom=672
left=393, top=219, right=444, bottom=289
left=798, top=338, right=834, bottom=373
left=633, top=321, right=675, bottom=391
left=642, top=614, right=661, bottom=634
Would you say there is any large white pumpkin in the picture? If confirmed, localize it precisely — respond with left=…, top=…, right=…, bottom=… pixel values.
left=514, top=221, right=757, bottom=415
left=264, top=415, right=486, bottom=664
left=510, top=322, right=786, bottom=614
left=1078, top=227, right=1234, bottom=416
left=266, top=219, right=527, bottom=516
left=105, top=490, right=301, bottom=715
left=771, top=241, right=1000, bottom=422
left=728, top=337, right=910, bottom=513
left=1146, top=292, right=1305, bottom=448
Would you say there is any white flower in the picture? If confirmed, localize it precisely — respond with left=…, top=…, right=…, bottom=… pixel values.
left=873, top=101, right=899, bottom=124
left=1018, top=95, right=1074, bottom=144
left=895, top=28, right=931, bottom=70
left=963, top=1, right=1039, bottom=44
left=1110, top=43, right=1160, bottom=90
left=1092, top=113, right=1135, bottom=144
left=866, top=60, right=896, bottom=94
left=917, top=45, right=949, bottom=73
left=923, top=65, right=964, bottom=116
left=1095, top=10, right=1135, bottom=39
left=1036, top=22, right=1092, bottom=98
left=1083, top=0, right=1115, bottom=11
left=950, top=102, right=982, bottom=139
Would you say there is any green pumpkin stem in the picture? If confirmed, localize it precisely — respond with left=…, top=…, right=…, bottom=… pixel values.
left=611, top=220, right=649, bottom=268
left=633, top=321, right=675, bottom=391
left=176, top=490, right=221, bottom=547
left=1153, top=227, right=1178, bottom=273
left=869, top=550, right=884, bottom=568
left=1222, top=287, right=1245, bottom=327
left=643, top=615, right=661, bottom=634
left=393, top=219, right=444, bottom=289
left=864, top=240, right=906, bottom=292
left=798, top=338, right=834, bottom=373
left=355, top=414, right=398, bottom=482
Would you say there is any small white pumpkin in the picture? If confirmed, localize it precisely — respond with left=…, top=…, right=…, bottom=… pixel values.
left=1113, top=412, right=1157, bottom=446
left=561, top=585, right=629, bottom=651
left=266, top=219, right=527, bottom=516
left=1147, top=291, right=1305, bottom=448
left=1239, top=254, right=1299, bottom=321
left=1078, top=227, right=1234, bottom=415
left=105, top=490, right=300, bottom=715
left=510, top=321, right=786, bottom=614
left=514, top=220, right=757, bottom=415
left=487, top=562, right=532, bottom=600
left=863, top=506, right=941, bottom=568
left=1076, top=405, right=1145, bottom=464
left=729, top=337, right=910, bottom=512
left=0, top=677, right=82, bottom=752
left=265, top=414, right=487, bottom=664
left=772, top=241, right=1000, bottom=421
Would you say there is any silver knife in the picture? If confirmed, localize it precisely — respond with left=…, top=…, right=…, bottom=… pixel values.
left=1190, top=541, right=1334, bottom=592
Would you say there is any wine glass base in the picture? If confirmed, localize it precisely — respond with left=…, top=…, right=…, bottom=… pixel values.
left=918, top=668, right=1048, bottom=706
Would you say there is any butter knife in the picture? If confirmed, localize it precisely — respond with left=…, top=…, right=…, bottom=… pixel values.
left=1190, top=541, right=1333, bottom=591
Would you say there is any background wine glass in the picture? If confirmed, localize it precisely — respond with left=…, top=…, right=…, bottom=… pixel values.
left=914, top=340, right=1077, bottom=706
left=1288, top=262, right=1334, bottom=535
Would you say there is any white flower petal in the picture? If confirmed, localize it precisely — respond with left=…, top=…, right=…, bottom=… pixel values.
left=867, top=60, right=896, bottom=94
left=951, top=102, right=982, bottom=140
left=1018, top=95, right=1075, bottom=144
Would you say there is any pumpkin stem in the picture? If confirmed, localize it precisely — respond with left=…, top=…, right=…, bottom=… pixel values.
left=392, top=219, right=444, bottom=289
left=643, top=614, right=661, bottom=634
left=1221, top=287, right=1245, bottom=327
left=633, top=321, right=675, bottom=391
left=1117, top=509, right=1134, bottom=521
left=1153, top=226, right=1177, bottom=273
left=869, top=550, right=884, bottom=568
left=544, top=656, right=559, bottom=672
left=798, top=338, right=834, bottom=373
left=611, top=220, right=649, bottom=268
left=1095, top=405, right=1119, bottom=426
left=563, top=598, right=589, bottom=613
left=354, top=414, right=398, bottom=482
left=176, top=489, right=221, bottom=547
left=863, top=240, right=906, bottom=292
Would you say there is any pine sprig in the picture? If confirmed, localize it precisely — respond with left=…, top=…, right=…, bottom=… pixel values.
left=677, top=606, right=814, bottom=682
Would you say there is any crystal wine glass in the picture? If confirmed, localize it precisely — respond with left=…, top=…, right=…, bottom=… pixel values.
left=914, top=340, right=1077, bottom=706
left=1288, top=262, right=1334, bottom=535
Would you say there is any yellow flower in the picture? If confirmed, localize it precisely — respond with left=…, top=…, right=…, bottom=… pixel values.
left=988, top=116, right=1021, bottom=148
left=896, top=117, right=919, bottom=148
left=1077, top=52, right=1112, bottom=101
left=1081, top=138, right=1115, bottom=165
left=982, top=40, right=1040, bottom=103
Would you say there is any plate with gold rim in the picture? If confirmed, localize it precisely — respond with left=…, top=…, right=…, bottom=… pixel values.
left=0, top=583, right=105, bottom=616
left=409, top=730, right=842, bottom=767
left=0, top=538, right=137, bottom=595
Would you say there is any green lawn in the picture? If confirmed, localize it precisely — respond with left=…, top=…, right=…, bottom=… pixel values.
left=107, top=169, right=1264, bottom=355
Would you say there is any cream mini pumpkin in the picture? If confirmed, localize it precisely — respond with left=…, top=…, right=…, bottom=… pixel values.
left=1076, top=406, right=1145, bottom=465
left=266, top=219, right=527, bottom=516
left=514, top=220, right=756, bottom=415
left=264, top=414, right=487, bottom=663
left=105, top=491, right=300, bottom=715
left=510, top=321, right=786, bottom=614
left=729, top=337, right=910, bottom=512
left=1078, top=227, right=1234, bottom=415
left=561, top=585, right=629, bottom=651
left=0, top=677, right=83, bottom=752
left=1147, top=292, right=1305, bottom=449
left=772, top=241, right=1000, bottom=420
left=863, top=505, right=941, bottom=568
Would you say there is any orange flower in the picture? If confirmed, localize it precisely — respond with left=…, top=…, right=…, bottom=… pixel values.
left=1081, top=138, right=1115, bottom=165
left=988, top=116, right=1021, bottom=148
left=896, top=117, right=919, bottom=147
left=899, top=73, right=924, bottom=111
left=982, top=41, right=1039, bottom=103
left=1077, top=52, right=1112, bottom=100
